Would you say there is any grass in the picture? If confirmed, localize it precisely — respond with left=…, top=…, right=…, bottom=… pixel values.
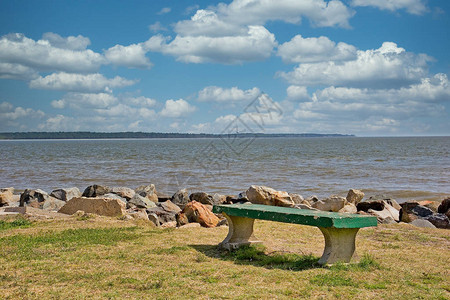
left=0, top=215, right=449, bottom=299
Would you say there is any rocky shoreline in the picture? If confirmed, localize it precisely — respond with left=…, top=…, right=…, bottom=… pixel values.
left=1, top=185, right=449, bottom=229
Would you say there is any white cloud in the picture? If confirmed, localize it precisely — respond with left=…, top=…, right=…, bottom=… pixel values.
left=42, top=32, right=91, bottom=50
left=279, top=42, right=432, bottom=88
left=277, top=35, right=357, bottom=63
left=52, top=92, right=118, bottom=109
left=149, top=21, right=168, bottom=32
left=198, top=86, right=260, bottom=102
left=286, top=85, right=310, bottom=101
left=160, top=99, right=196, bottom=118
left=146, top=26, right=276, bottom=64
left=0, top=62, right=38, bottom=80
left=0, top=33, right=105, bottom=74
left=0, top=102, right=45, bottom=131
left=157, top=7, right=171, bottom=15
left=29, top=72, right=137, bottom=92
left=124, top=96, right=157, bottom=108
left=104, top=43, right=153, bottom=69
left=351, top=0, right=428, bottom=15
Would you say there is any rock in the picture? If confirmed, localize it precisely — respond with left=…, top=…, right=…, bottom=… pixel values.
left=20, top=189, right=50, bottom=207
left=357, top=200, right=385, bottom=212
left=161, top=221, right=177, bottom=228
left=339, top=203, right=357, bottom=214
left=158, top=200, right=181, bottom=214
left=171, top=189, right=190, bottom=209
left=237, top=191, right=249, bottom=202
left=368, top=195, right=401, bottom=210
left=246, top=185, right=295, bottom=207
left=190, top=192, right=213, bottom=206
left=176, top=212, right=189, bottom=227
left=181, top=201, right=220, bottom=228
left=147, top=207, right=176, bottom=224
left=58, top=197, right=126, bottom=217
left=311, top=196, right=346, bottom=212
left=82, top=185, right=111, bottom=197
left=410, top=219, right=436, bottom=228
left=384, top=203, right=400, bottom=222
left=0, top=187, right=14, bottom=207
left=103, top=193, right=127, bottom=203
left=304, top=195, right=319, bottom=205
left=212, top=193, right=229, bottom=205
left=411, top=205, right=434, bottom=218
left=128, top=194, right=157, bottom=209
left=438, top=198, right=450, bottom=214
left=156, top=191, right=171, bottom=202
left=111, top=187, right=135, bottom=200
left=136, top=185, right=158, bottom=203
left=42, top=197, right=66, bottom=211
left=147, top=213, right=160, bottom=226
left=294, top=204, right=317, bottom=210
left=425, top=214, right=450, bottom=229
left=50, top=187, right=81, bottom=201
left=178, top=223, right=201, bottom=229
left=385, top=199, right=402, bottom=211
left=289, top=193, right=305, bottom=205
left=128, top=209, right=149, bottom=221
left=346, top=189, right=364, bottom=205
left=368, top=208, right=396, bottom=224
left=418, top=201, right=440, bottom=212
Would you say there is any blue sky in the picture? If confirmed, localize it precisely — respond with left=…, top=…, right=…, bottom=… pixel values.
left=0, top=0, right=449, bottom=136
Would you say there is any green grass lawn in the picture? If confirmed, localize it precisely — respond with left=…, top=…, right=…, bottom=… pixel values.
left=0, top=215, right=449, bottom=299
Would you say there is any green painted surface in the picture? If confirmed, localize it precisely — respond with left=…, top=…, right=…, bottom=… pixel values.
left=213, top=204, right=377, bottom=229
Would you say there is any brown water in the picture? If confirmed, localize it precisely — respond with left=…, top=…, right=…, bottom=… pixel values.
left=0, top=136, right=448, bottom=202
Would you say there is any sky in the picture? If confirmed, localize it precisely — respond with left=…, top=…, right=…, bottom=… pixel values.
left=0, top=0, right=449, bottom=136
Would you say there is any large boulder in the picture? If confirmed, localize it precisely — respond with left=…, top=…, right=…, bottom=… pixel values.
left=357, top=200, right=385, bottom=212
left=311, top=196, right=346, bottom=212
left=178, top=201, right=219, bottom=228
left=50, top=187, right=81, bottom=201
left=246, top=185, right=294, bottom=207
left=425, top=214, right=450, bottom=229
left=0, top=187, right=14, bottom=207
left=111, top=187, right=135, bottom=200
left=410, top=219, right=436, bottom=228
left=190, top=192, right=213, bottom=206
left=346, top=189, right=364, bottom=205
left=289, top=193, right=306, bottom=205
left=438, top=198, right=450, bottom=215
left=19, top=189, right=50, bottom=207
left=339, top=203, right=357, bottom=214
left=368, top=195, right=401, bottom=210
left=136, top=185, right=159, bottom=203
left=158, top=200, right=181, bottom=214
left=146, top=207, right=176, bottom=224
left=128, top=194, right=157, bottom=209
left=58, top=197, right=126, bottom=217
left=42, top=197, right=66, bottom=211
left=368, top=208, right=396, bottom=224
left=82, top=185, right=111, bottom=197
left=171, top=189, right=190, bottom=209
left=399, top=202, right=434, bottom=223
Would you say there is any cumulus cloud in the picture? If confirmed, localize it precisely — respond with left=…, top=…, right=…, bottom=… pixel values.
left=0, top=62, right=38, bottom=80
left=286, top=85, right=310, bottom=101
left=51, top=92, right=118, bottom=109
left=277, top=35, right=357, bottom=63
left=351, top=0, right=428, bottom=15
left=104, top=43, right=153, bottom=68
left=29, top=72, right=137, bottom=92
left=160, top=99, right=196, bottom=118
left=146, top=26, right=276, bottom=64
left=278, top=42, right=432, bottom=89
left=149, top=21, right=168, bottom=32
left=42, top=32, right=91, bottom=50
left=0, top=33, right=105, bottom=74
left=0, top=102, right=45, bottom=131
left=198, top=86, right=261, bottom=102
left=124, top=96, right=157, bottom=108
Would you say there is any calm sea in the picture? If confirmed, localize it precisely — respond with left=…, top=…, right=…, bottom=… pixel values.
left=0, top=137, right=448, bottom=202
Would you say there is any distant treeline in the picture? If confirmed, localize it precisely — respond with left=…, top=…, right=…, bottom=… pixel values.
left=0, top=132, right=354, bottom=140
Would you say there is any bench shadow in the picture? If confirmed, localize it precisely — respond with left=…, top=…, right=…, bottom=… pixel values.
left=189, top=244, right=322, bottom=271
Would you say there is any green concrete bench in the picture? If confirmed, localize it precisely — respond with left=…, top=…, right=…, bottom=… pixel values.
left=212, top=204, right=377, bottom=265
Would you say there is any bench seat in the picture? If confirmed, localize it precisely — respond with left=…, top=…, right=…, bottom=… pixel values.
left=213, top=204, right=377, bottom=265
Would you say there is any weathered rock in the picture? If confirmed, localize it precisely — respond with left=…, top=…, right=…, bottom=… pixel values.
left=411, top=205, right=434, bottom=218
left=158, top=200, right=181, bottom=214
left=418, top=201, right=440, bottom=212
left=161, top=221, right=177, bottom=228
left=246, top=185, right=295, bottom=207
left=136, top=185, right=158, bottom=203
left=399, top=202, right=433, bottom=223
left=156, top=191, right=171, bottom=202
left=384, top=203, right=400, bottom=222
left=425, top=214, right=450, bottom=229
left=346, top=189, right=364, bottom=205
left=58, top=197, right=126, bottom=217
left=128, top=209, right=149, bottom=221
left=171, top=189, right=190, bottom=209
left=410, top=219, right=436, bottom=228
left=294, top=204, right=317, bottom=210
left=147, top=207, right=176, bottom=224
left=304, top=195, right=319, bottom=205
left=311, top=196, right=346, bottom=212
left=128, top=194, right=157, bottom=209
left=289, top=193, right=305, bottom=205
left=147, top=213, right=160, bottom=226
left=82, top=185, right=111, bottom=197
left=212, top=193, right=228, bottom=205
left=50, top=187, right=81, bottom=201
left=181, top=201, right=220, bottom=228
left=357, top=200, right=385, bottom=212
left=103, top=193, right=127, bottom=203
left=339, top=203, right=358, bottom=214
left=190, top=192, right=213, bottom=206
left=178, top=223, right=201, bottom=229
left=0, top=188, right=14, bottom=207
left=385, top=199, right=402, bottom=211
left=237, top=191, right=249, bottom=202
left=368, top=208, right=396, bottom=224
left=111, top=187, right=135, bottom=200
left=176, top=212, right=189, bottom=227
left=42, top=197, right=66, bottom=211
left=20, top=189, right=50, bottom=207
left=368, top=195, right=401, bottom=210
left=438, top=198, right=450, bottom=214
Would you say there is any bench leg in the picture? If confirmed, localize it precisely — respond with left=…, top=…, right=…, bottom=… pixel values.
left=219, top=213, right=262, bottom=250
left=318, top=227, right=359, bottom=265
